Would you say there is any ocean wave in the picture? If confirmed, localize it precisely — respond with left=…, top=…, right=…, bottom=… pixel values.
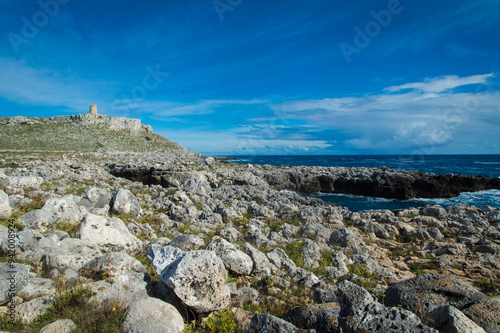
left=305, top=189, right=500, bottom=212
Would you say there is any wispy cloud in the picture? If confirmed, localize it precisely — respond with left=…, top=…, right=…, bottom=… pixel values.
left=385, top=74, right=494, bottom=93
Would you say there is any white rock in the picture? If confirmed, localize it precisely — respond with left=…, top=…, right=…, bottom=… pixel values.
left=43, top=238, right=102, bottom=271
left=155, top=249, right=231, bottom=313
left=40, top=319, right=77, bottom=333
left=77, top=213, right=142, bottom=251
left=206, top=236, right=253, bottom=275
left=243, top=243, right=275, bottom=275
left=0, top=190, right=11, bottom=218
left=111, top=188, right=142, bottom=215
left=123, top=297, right=185, bottom=333
left=82, top=252, right=146, bottom=278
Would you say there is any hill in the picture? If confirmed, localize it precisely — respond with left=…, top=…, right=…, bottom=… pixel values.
left=0, top=114, right=183, bottom=153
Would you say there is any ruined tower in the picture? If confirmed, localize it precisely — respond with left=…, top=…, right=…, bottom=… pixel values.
left=89, top=104, right=98, bottom=114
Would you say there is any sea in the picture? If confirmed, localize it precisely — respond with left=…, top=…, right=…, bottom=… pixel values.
left=227, top=155, right=500, bottom=212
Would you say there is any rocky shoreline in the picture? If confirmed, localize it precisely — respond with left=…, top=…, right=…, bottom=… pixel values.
left=0, top=150, right=499, bottom=332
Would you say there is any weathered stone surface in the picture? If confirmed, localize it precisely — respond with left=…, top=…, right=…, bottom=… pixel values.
left=206, top=236, right=253, bottom=275
left=249, top=313, right=298, bottom=333
left=437, top=306, right=487, bottom=333
left=15, top=296, right=53, bottom=323
left=43, top=238, right=102, bottom=271
left=462, top=298, right=500, bottom=333
left=0, top=190, right=11, bottom=218
left=243, top=243, right=274, bottom=275
left=329, top=228, right=366, bottom=254
left=17, top=278, right=56, bottom=301
left=77, top=213, right=142, bottom=251
left=0, top=263, right=30, bottom=305
left=284, top=303, right=341, bottom=332
left=18, top=209, right=53, bottom=233
left=157, top=249, right=230, bottom=313
left=384, top=274, right=488, bottom=318
left=123, top=297, right=185, bottom=333
left=0, top=176, right=43, bottom=189
left=87, top=272, right=149, bottom=307
left=40, top=319, right=77, bottom=333
left=81, top=187, right=111, bottom=215
left=168, top=234, right=205, bottom=251
left=82, top=252, right=146, bottom=278
left=111, top=188, right=142, bottom=215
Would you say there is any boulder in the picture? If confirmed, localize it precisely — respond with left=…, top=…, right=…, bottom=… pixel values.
left=122, top=297, right=185, bottom=333
left=111, top=188, right=142, bottom=215
left=249, top=313, right=298, bottom=333
left=384, top=274, right=488, bottom=318
left=149, top=246, right=230, bottom=313
left=284, top=303, right=341, bottom=332
left=81, top=187, right=112, bottom=215
left=18, top=209, right=53, bottom=233
left=81, top=252, right=146, bottom=279
left=243, top=243, right=275, bottom=275
left=168, top=234, right=205, bottom=251
left=462, top=298, right=500, bottom=333
left=87, top=272, right=149, bottom=307
left=329, top=228, right=366, bottom=254
left=437, top=306, right=486, bottom=333
left=206, top=236, right=253, bottom=275
left=0, top=190, right=11, bottom=218
left=43, top=238, right=102, bottom=271
left=77, top=213, right=142, bottom=251
left=14, top=296, right=53, bottom=323
left=40, top=319, right=77, bottom=333
left=17, top=278, right=56, bottom=301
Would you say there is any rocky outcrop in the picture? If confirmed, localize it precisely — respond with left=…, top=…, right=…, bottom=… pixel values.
left=108, top=163, right=500, bottom=200
left=47, top=113, right=149, bottom=136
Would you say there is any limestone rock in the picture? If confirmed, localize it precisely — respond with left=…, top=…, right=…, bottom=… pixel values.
left=111, top=188, right=142, bottom=215
left=437, top=306, right=486, bottom=333
left=43, top=238, right=102, bottom=271
left=151, top=246, right=230, bottom=313
left=40, top=319, right=77, bottom=333
left=0, top=190, right=11, bottom=218
left=206, top=236, right=253, bottom=275
left=17, top=278, right=56, bottom=302
left=82, top=252, right=146, bottom=278
left=77, top=213, right=142, bottom=251
left=87, top=272, right=149, bottom=307
left=168, top=234, right=205, bottom=251
left=18, top=209, right=53, bottom=233
left=284, top=303, right=341, bottom=332
left=249, top=313, right=298, bottom=333
left=15, top=296, right=53, bottom=323
left=243, top=243, right=274, bottom=275
left=384, top=274, right=488, bottom=317
left=123, top=298, right=185, bottom=332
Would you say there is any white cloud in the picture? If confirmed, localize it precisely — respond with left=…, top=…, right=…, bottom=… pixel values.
left=270, top=73, right=500, bottom=151
left=385, top=74, right=494, bottom=93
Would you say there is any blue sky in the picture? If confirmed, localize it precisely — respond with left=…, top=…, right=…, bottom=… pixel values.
left=0, top=0, right=499, bottom=155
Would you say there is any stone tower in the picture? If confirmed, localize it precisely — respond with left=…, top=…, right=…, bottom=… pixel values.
left=89, top=104, right=97, bottom=114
